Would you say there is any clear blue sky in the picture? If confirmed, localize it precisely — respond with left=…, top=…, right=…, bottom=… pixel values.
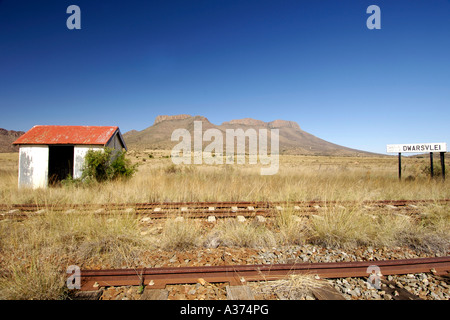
left=0, top=0, right=449, bottom=154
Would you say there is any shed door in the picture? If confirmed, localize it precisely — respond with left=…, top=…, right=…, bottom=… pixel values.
left=48, top=146, right=74, bottom=184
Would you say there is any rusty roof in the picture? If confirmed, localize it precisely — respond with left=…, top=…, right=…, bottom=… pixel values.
left=13, top=125, right=126, bottom=148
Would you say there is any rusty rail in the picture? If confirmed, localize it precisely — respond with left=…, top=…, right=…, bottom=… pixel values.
left=2, top=199, right=449, bottom=211
left=78, top=256, right=450, bottom=291
left=3, top=199, right=449, bottom=209
left=1, top=199, right=448, bottom=220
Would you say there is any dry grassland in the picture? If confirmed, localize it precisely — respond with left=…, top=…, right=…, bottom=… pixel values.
left=0, top=151, right=448, bottom=299
left=1, top=151, right=449, bottom=204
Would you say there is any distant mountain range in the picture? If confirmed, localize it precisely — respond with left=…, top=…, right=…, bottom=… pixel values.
left=123, top=115, right=376, bottom=156
left=1, top=116, right=377, bottom=156
left=0, top=128, right=25, bottom=152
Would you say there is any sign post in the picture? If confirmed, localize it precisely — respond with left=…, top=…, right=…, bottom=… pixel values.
left=386, top=143, right=447, bottom=180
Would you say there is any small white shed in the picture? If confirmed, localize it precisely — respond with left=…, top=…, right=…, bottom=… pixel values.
left=12, top=125, right=127, bottom=188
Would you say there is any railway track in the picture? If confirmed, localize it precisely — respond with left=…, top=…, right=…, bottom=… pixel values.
left=76, top=256, right=450, bottom=292
left=1, top=199, right=449, bottom=220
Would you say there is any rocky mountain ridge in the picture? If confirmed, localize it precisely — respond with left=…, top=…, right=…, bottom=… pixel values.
left=124, top=114, right=375, bottom=156
left=222, top=118, right=300, bottom=129
left=0, top=128, right=25, bottom=152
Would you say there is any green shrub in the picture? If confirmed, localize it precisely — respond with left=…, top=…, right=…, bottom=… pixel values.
left=422, top=163, right=447, bottom=178
left=82, top=148, right=137, bottom=182
left=109, top=150, right=138, bottom=179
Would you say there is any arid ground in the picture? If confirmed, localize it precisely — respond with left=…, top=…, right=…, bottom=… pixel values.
left=0, top=151, right=448, bottom=299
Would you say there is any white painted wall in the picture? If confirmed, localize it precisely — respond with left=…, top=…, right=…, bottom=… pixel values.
left=73, top=145, right=103, bottom=179
left=18, top=145, right=49, bottom=189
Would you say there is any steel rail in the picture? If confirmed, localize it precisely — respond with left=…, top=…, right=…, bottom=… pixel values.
left=77, top=256, right=450, bottom=291
left=2, top=199, right=449, bottom=211
left=1, top=199, right=448, bottom=220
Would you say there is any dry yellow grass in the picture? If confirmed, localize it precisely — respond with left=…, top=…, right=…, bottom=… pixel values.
left=158, top=217, right=204, bottom=250
left=215, top=219, right=277, bottom=248
left=249, top=274, right=327, bottom=300
left=0, top=151, right=449, bottom=204
left=0, top=211, right=146, bottom=299
left=0, top=151, right=448, bottom=299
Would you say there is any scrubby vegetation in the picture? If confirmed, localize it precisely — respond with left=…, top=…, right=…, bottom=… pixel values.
left=82, top=148, right=137, bottom=182
left=422, top=163, right=447, bottom=178
left=0, top=152, right=448, bottom=299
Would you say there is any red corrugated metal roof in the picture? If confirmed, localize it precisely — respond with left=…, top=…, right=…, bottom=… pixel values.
left=13, top=125, right=121, bottom=146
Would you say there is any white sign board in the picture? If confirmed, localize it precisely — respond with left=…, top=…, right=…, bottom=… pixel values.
left=386, top=143, right=447, bottom=153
